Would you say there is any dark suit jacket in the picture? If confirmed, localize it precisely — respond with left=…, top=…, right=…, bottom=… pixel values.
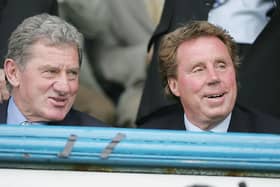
left=0, top=100, right=107, bottom=127
left=0, top=0, right=58, bottom=67
left=139, top=103, right=280, bottom=134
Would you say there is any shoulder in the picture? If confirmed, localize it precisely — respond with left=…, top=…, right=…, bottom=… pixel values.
left=234, top=103, right=280, bottom=122
left=52, top=108, right=108, bottom=127
left=0, top=100, right=8, bottom=123
left=138, top=103, right=185, bottom=130
left=230, top=103, right=280, bottom=134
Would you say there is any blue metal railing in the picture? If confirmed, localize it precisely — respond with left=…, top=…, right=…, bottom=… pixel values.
left=0, top=125, right=279, bottom=176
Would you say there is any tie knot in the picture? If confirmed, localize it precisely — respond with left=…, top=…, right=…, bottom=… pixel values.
left=20, top=121, right=31, bottom=126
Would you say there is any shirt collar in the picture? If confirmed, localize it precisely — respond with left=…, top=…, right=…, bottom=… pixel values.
left=184, top=112, right=231, bottom=132
left=7, top=97, right=45, bottom=126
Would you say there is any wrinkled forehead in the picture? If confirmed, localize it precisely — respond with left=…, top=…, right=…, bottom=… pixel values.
left=20, top=40, right=79, bottom=68
left=24, top=39, right=78, bottom=58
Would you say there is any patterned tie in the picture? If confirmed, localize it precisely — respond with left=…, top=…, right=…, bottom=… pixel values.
left=20, top=121, right=31, bottom=126
left=20, top=121, right=44, bottom=126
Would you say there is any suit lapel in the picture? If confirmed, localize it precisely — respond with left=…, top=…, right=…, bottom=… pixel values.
left=47, top=109, right=80, bottom=126
left=228, top=104, right=253, bottom=132
left=0, top=100, right=8, bottom=123
left=167, top=104, right=186, bottom=130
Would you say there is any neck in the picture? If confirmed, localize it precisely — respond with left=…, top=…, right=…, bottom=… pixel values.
left=11, top=93, right=38, bottom=122
left=186, top=114, right=225, bottom=131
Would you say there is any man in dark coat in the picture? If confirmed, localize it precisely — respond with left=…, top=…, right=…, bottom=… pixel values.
left=137, top=0, right=280, bottom=128
left=139, top=21, right=280, bottom=133
left=1, top=14, right=106, bottom=127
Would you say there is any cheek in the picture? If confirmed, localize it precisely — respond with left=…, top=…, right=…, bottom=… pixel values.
left=36, top=79, right=53, bottom=91
left=69, top=81, right=79, bottom=95
left=21, top=70, right=46, bottom=88
left=225, top=71, right=237, bottom=89
left=177, top=76, right=203, bottom=96
left=20, top=75, right=41, bottom=93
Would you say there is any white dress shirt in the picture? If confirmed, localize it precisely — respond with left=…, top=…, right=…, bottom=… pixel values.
left=208, top=0, right=274, bottom=44
left=184, top=113, right=232, bottom=132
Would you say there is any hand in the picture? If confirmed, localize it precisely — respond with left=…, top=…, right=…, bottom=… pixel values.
left=0, top=68, right=10, bottom=103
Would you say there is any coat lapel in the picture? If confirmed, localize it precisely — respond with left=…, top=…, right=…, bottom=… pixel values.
left=0, top=100, right=8, bottom=123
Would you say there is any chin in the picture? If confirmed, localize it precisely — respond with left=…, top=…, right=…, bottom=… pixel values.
left=45, top=112, right=67, bottom=121
left=206, top=109, right=228, bottom=119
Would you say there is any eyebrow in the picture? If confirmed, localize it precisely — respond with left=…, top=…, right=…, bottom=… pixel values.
left=38, top=65, right=80, bottom=71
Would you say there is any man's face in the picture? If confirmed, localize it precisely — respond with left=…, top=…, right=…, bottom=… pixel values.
left=13, top=42, right=80, bottom=122
left=168, top=36, right=237, bottom=129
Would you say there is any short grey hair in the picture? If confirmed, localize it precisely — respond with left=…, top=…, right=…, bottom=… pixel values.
left=6, top=13, right=83, bottom=67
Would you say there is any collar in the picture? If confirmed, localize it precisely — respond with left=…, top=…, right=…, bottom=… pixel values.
left=7, top=97, right=45, bottom=126
left=184, top=113, right=231, bottom=132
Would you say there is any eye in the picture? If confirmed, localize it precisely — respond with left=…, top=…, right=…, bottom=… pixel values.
left=192, top=65, right=204, bottom=73
left=216, top=61, right=227, bottom=70
left=67, top=70, right=79, bottom=80
left=46, top=69, right=57, bottom=74
left=42, top=68, right=59, bottom=78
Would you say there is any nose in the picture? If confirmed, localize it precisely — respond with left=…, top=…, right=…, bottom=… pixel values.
left=207, top=67, right=220, bottom=85
left=53, top=76, right=70, bottom=95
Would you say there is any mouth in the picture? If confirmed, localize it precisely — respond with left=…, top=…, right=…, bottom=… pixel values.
left=49, top=97, right=68, bottom=107
left=206, top=93, right=225, bottom=99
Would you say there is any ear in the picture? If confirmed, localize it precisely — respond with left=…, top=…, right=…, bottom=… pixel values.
left=4, top=58, right=21, bottom=87
left=168, top=78, right=180, bottom=97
